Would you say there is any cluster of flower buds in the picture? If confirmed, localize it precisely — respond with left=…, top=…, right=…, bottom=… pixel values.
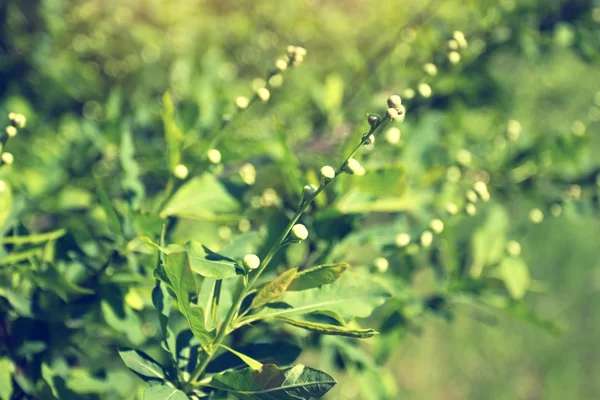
left=386, top=95, right=404, bottom=120
left=8, top=113, right=26, bottom=129
left=287, top=45, right=307, bottom=67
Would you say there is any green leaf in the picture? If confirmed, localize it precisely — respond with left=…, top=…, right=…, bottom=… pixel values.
left=219, top=344, right=263, bottom=370
left=117, top=349, right=167, bottom=384
left=30, top=261, right=94, bottom=301
left=209, top=364, right=336, bottom=400
left=41, top=363, right=83, bottom=400
left=246, top=271, right=390, bottom=323
left=288, top=263, right=349, bottom=291
left=186, top=242, right=242, bottom=279
left=162, top=92, right=185, bottom=171
left=0, top=181, right=12, bottom=234
left=498, top=256, right=531, bottom=299
left=276, top=316, right=378, bottom=338
left=471, top=205, right=509, bottom=277
left=0, top=358, right=15, bottom=400
left=0, top=287, right=32, bottom=316
left=163, top=252, right=215, bottom=347
left=0, top=248, right=43, bottom=266
left=95, top=178, right=123, bottom=238
left=120, top=123, right=146, bottom=209
left=0, top=228, right=66, bottom=245
left=160, top=174, right=240, bottom=221
left=143, top=385, right=188, bottom=400
left=250, top=268, right=298, bottom=310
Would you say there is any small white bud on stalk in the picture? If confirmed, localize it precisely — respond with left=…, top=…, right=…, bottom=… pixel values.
left=320, top=165, right=335, bottom=182
left=420, top=230, right=433, bottom=248
left=529, top=208, right=544, bottom=224
left=235, top=96, right=250, bottom=109
left=473, top=181, right=490, bottom=202
left=550, top=204, right=562, bottom=217
left=5, top=126, right=17, bottom=137
left=456, top=149, right=472, bottom=166
left=291, top=224, right=309, bottom=241
left=384, top=127, right=401, bottom=144
left=430, top=219, right=444, bottom=234
left=239, top=163, right=256, bottom=185
left=173, top=164, right=189, bottom=179
left=387, top=108, right=399, bottom=120
left=466, top=190, right=478, bottom=203
left=367, top=114, right=380, bottom=127
left=506, top=240, right=521, bottom=257
left=395, top=233, right=411, bottom=247
left=387, top=95, right=402, bottom=111
left=403, top=88, right=416, bottom=99
left=362, top=133, right=375, bottom=145
left=238, top=219, right=251, bottom=233
left=465, top=203, right=477, bottom=216
left=423, top=63, right=438, bottom=76
left=1, top=152, right=14, bottom=165
left=218, top=226, right=232, bottom=241
left=448, top=39, right=459, bottom=50
left=446, top=202, right=459, bottom=215
left=302, top=184, right=318, bottom=199
left=374, top=257, right=389, bottom=273
left=275, top=59, right=288, bottom=71
left=207, top=148, right=222, bottom=164
left=243, top=254, right=261, bottom=270
left=446, top=166, right=462, bottom=182
left=507, top=120, right=521, bottom=140
left=343, top=158, right=363, bottom=175
left=453, top=30, right=468, bottom=48
left=0, top=180, right=6, bottom=193
left=8, top=113, right=26, bottom=128
left=257, top=87, right=270, bottom=102
left=418, top=83, right=432, bottom=98
left=448, top=51, right=461, bottom=64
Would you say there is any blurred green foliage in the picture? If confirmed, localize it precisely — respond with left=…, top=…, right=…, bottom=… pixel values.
left=1, top=0, right=600, bottom=399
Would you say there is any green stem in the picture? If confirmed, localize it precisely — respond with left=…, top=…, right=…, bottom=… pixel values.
left=185, top=115, right=390, bottom=389
left=210, top=280, right=223, bottom=326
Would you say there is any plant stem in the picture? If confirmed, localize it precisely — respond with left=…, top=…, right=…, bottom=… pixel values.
left=185, top=115, right=391, bottom=389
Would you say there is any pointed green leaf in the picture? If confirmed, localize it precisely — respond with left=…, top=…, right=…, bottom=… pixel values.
left=186, top=242, right=242, bottom=279
left=95, top=178, right=123, bottom=238
left=144, top=385, right=188, bottom=400
left=1, top=229, right=66, bottom=245
left=209, top=364, right=336, bottom=400
left=30, top=262, right=93, bottom=301
left=288, top=263, right=349, bottom=291
left=120, top=124, right=145, bottom=209
left=498, top=256, right=531, bottom=299
left=160, top=174, right=240, bottom=221
left=162, top=92, right=185, bottom=171
left=250, top=268, right=298, bottom=310
left=117, top=349, right=166, bottom=383
left=276, top=316, right=378, bottom=338
left=219, top=344, right=263, bottom=370
left=0, top=358, right=15, bottom=400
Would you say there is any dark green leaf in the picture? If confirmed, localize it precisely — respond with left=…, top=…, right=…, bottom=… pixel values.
left=30, top=262, right=93, bottom=302
left=117, top=349, right=167, bottom=383
left=276, top=316, right=378, bottom=338
left=209, top=364, right=336, bottom=400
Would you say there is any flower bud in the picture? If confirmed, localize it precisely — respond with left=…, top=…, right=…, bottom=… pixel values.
left=423, top=63, right=438, bottom=76
left=374, top=257, right=389, bottom=273
left=243, top=253, right=261, bottom=270
left=291, top=224, right=309, bottom=241
left=506, top=240, right=521, bottom=257
left=448, top=51, right=461, bottom=64
left=420, top=230, right=433, bottom=248
left=453, top=31, right=468, bottom=49
left=395, top=233, right=411, bottom=247
left=362, top=133, right=375, bottom=145
left=466, top=190, right=478, bottom=203
left=387, top=95, right=402, bottom=110
left=173, top=164, right=189, bottom=179
left=8, top=113, right=26, bottom=128
left=235, top=96, right=250, bottom=110
left=507, top=120, right=521, bottom=140
left=238, top=219, right=251, bottom=233
left=239, top=163, right=256, bottom=185
left=550, top=203, right=562, bottom=217
left=384, top=127, right=401, bottom=144
left=218, top=226, right=233, bottom=241
left=5, top=126, right=17, bottom=138
left=343, top=158, right=363, bottom=175
left=448, top=39, right=459, bottom=50
left=465, top=203, right=477, bottom=216
left=430, top=219, right=444, bottom=234
left=529, top=208, right=544, bottom=224
left=367, top=113, right=380, bottom=128
left=257, top=87, right=270, bottom=102
left=387, top=108, right=399, bottom=120
left=446, top=202, right=459, bottom=215
left=207, top=148, right=222, bottom=164
left=417, top=83, right=432, bottom=98
left=1, top=152, right=14, bottom=165
left=320, top=165, right=335, bottom=182
left=275, top=59, right=288, bottom=71
left=302, top=184, right=318, bottom=199
left=402, top=88, right=416, bottom=99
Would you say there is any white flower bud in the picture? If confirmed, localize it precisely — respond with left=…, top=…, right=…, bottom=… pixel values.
left=387, top=95, right=402, bottom=110
left=384, top=127, right=401, bottom=144
left=402, top=88, right=416, bottom=99
left=257, top=87, right=270, bottom=102
left=466, top=190, right=478, bottom=203
left=238, top=219, right=251, bottom=233
left=430, top=219, right=444, bottom=234
left=507, top=120, right=521, bottom=140
left=320, top=165, right=335, bottom=182
left=453, top=30, right=468, bottom=48
left=275, top=59, right=288, bottom=71
left=268, top=74, right=283, bottom=88
left=374, top=257, right=389, bottom=273
left=0, top=180, right=6, bottom=193
left=550, top=203, right=562, bottom=217
left=446, top=202, right=459, bottom=215
left=302, top=184, right=318, bottom=199
left=571, top=120, right=586, bottom=137
left=423, top=63, right=438, bottom=76
left=291, top=224, right=309, bottom=241
left=387, top=108, right=399, bottom=120
left=173, top=164, right=189, bottom=179
left=506, top=240, right=521, bottom=257
left=239, top=163, right=256, bottom=185
left=420, top=230, right=433, bottom=248
left=243, top=254, right=261, bottom=270
left=456, top=149, right=472, bottom=166
left=8, top=113, right=26, bottom=128
left=218, top=226, right=232, bottom=240
left=448, top=51, right=461, bottom=64
left=448, top=39, right=459, bottom=50
left=395, top=233, right=411, bottom=247
left=362, top=133, right=375, bottom=145
left=207, top=148, right=222, bottom=164
left=5, top=126, right=17, bottom=137
left=343, top=158, right=363, bottom=175
left=529, top=208, right=544, bottom=224
left=295, top=47, right=307, bottom=57
left=235, top=96, right=250, bottom=110
left=465, top=203, right=477, bottom=216
left=417, top=83, right=432, bottom=98
left=287, top=45, right=297, bottom=57
left=446, top=166, right=462, bottom=182
left=1, top=152, right=14, bottom=165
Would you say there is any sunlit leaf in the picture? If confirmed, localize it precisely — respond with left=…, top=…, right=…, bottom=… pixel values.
left=288, top=263, right=349, bottom=291
left=250, top=268, right=297, bottom=310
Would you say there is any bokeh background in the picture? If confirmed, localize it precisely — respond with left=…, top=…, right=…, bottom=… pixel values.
left=2, top=0, right=600, bottom=399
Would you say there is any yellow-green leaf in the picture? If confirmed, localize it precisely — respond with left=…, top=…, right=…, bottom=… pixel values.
left=277, top=316, right=378, bottom=338
left=250, top=268, right=298, bottom=310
